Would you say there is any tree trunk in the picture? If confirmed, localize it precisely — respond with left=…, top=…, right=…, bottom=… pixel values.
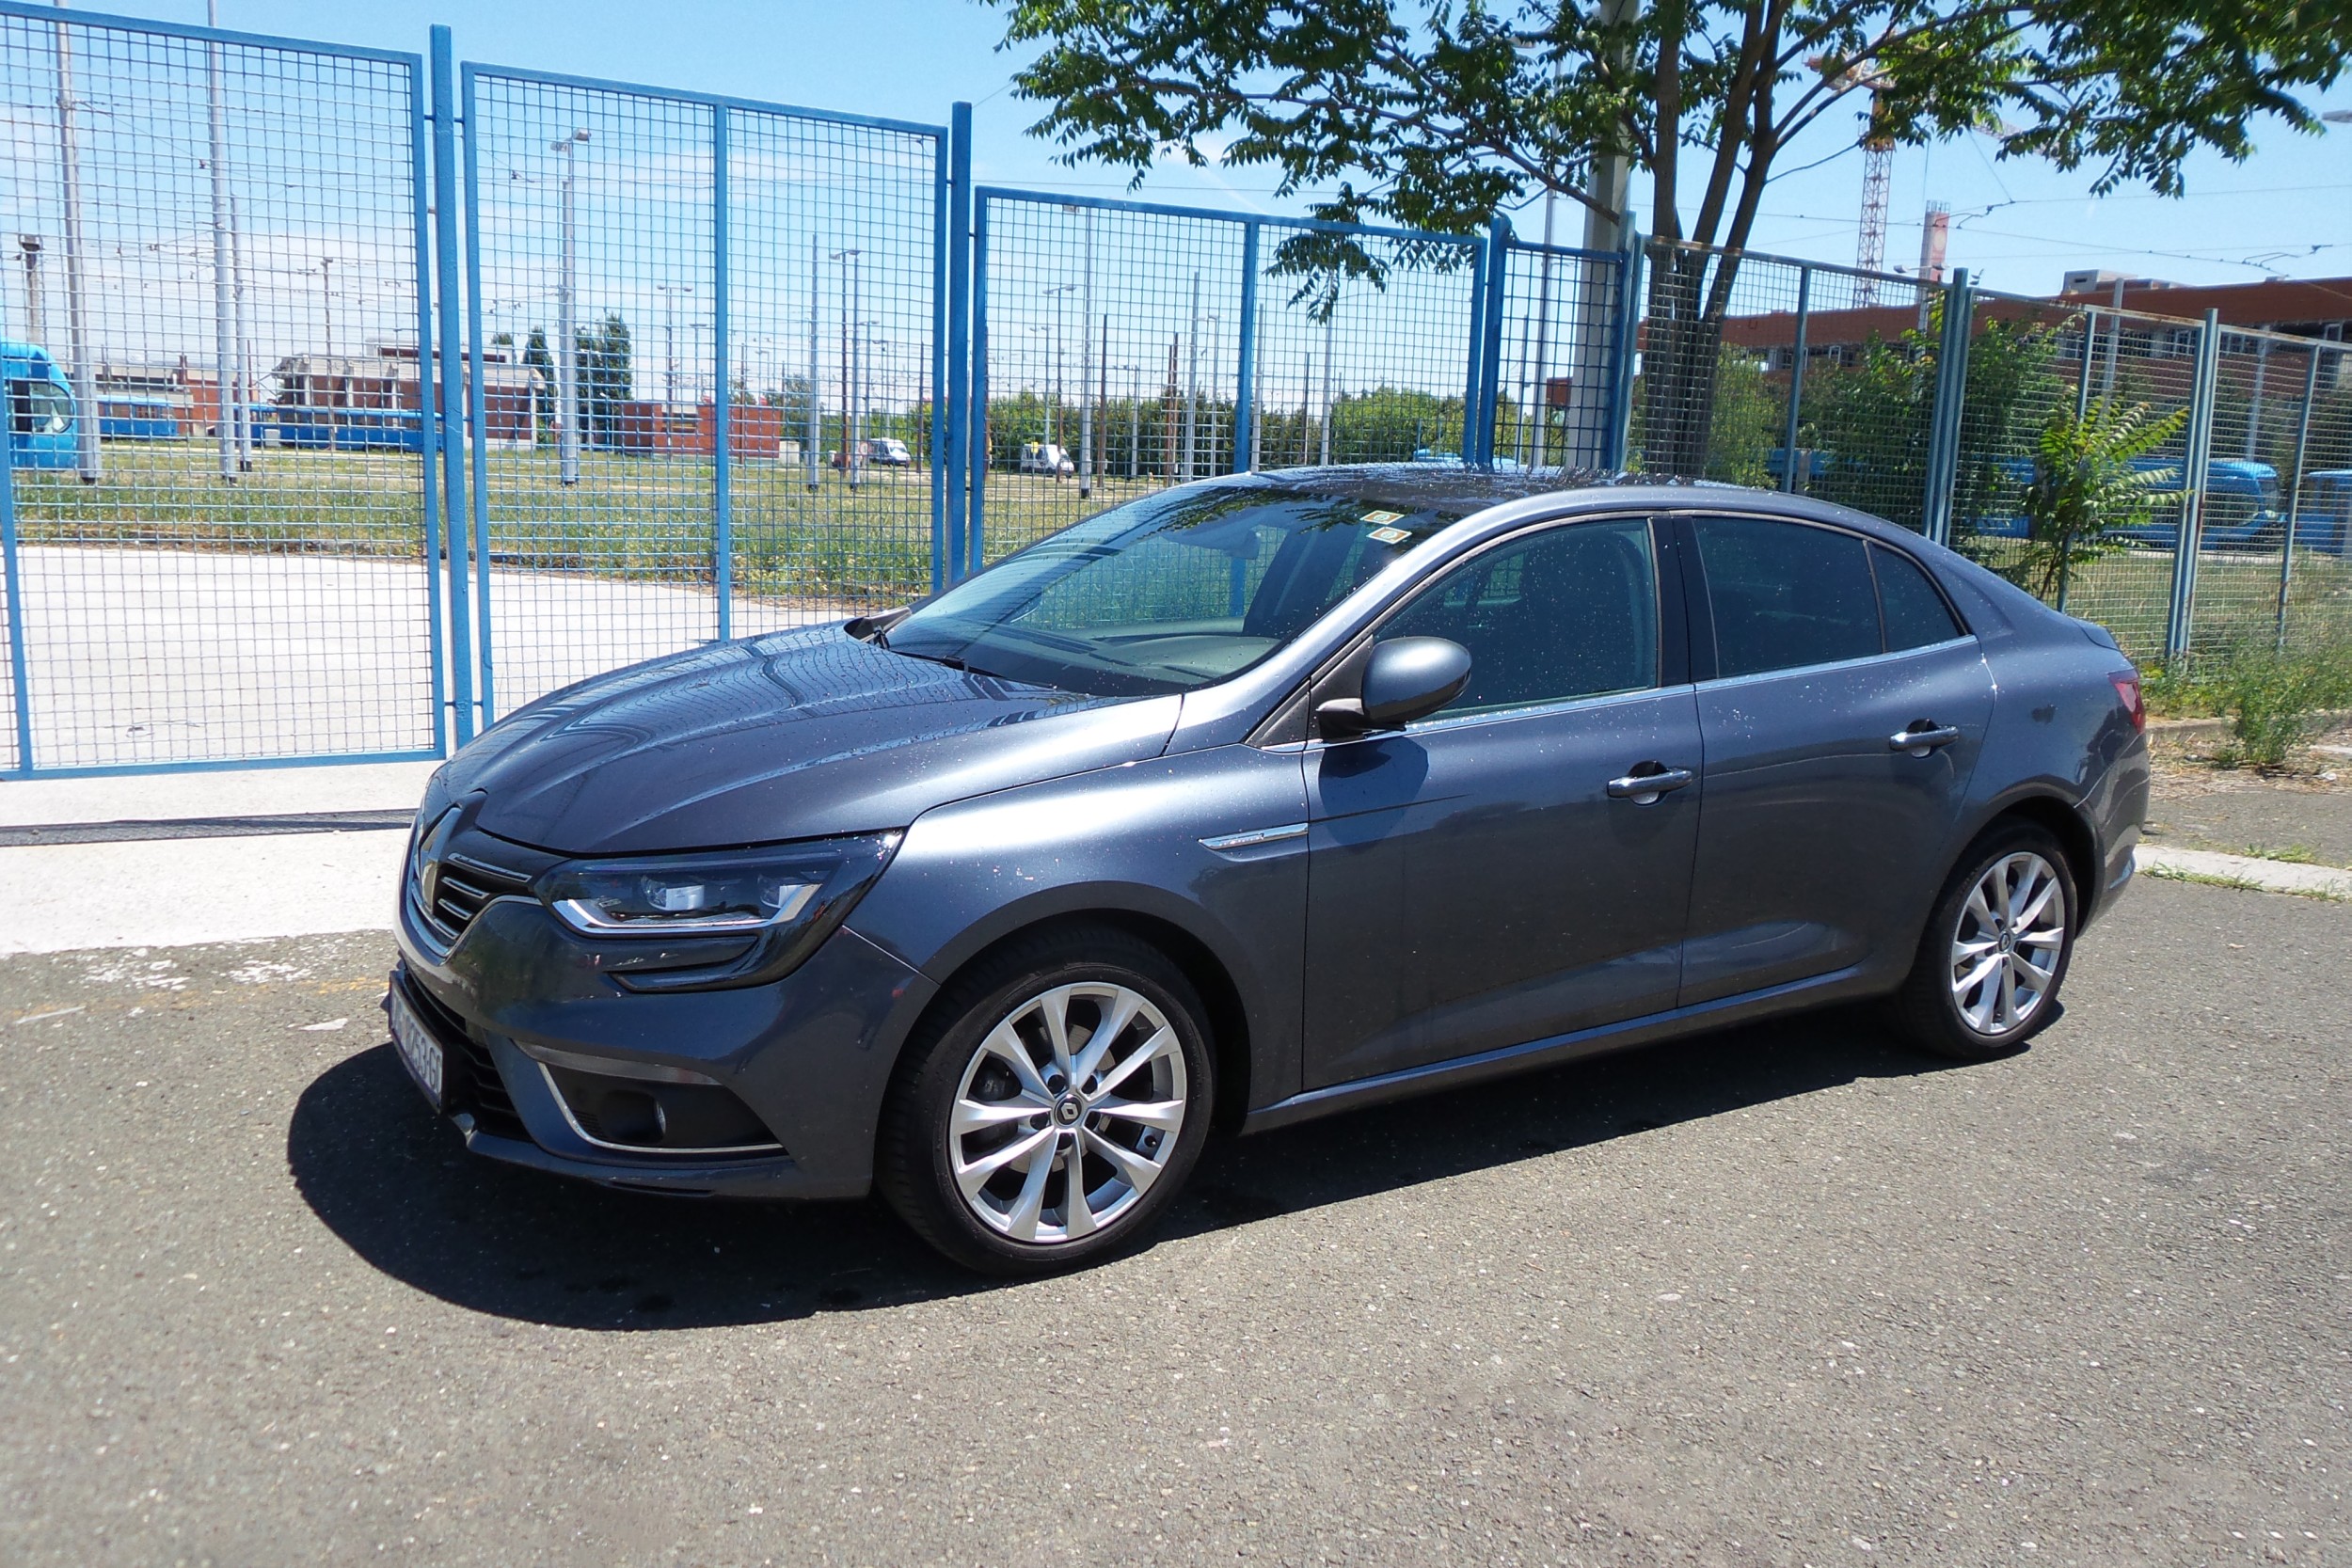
left=1638, top=242, right=1737, bottom=478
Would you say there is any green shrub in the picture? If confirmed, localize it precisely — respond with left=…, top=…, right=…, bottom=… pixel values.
left=2206, top=643, right=2352, bottom=768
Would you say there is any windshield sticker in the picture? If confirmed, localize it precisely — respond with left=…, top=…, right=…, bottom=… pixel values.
left=1366, top=525, right=1413, bottom=546
left=1361, top=509, right=1406, bottom=525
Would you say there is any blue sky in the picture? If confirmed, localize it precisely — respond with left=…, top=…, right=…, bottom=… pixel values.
left=67, top=0, right=2352, bottom=296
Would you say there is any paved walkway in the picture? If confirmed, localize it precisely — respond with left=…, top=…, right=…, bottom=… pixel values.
left=2, top=546, right=840, bottom=772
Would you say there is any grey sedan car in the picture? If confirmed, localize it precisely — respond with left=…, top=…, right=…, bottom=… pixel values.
left=388, top=469, right=2149, bottom=1274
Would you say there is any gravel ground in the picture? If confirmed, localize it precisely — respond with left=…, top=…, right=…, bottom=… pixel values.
left=1, top=879, right=2345, bottom=1567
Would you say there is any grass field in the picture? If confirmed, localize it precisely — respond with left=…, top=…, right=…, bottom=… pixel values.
left=6, top=443, right=1184, bottom=608
left=11, top=440, right=2352, bottom=655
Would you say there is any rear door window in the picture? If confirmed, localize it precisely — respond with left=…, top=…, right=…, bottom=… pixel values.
left=1871, top=544, right=1964, bottom=649
left=1693, top=515, right=1880, bottom=677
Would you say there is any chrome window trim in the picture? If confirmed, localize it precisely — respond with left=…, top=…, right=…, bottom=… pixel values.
left=1692, top=633, right=1980, bottom=693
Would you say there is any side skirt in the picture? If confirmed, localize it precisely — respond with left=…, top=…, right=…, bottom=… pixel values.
left=1239, top=963, right=1883, bottom=1137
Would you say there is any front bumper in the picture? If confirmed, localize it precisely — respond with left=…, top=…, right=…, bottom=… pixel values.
left=391, top=874, right=938, bottom=1199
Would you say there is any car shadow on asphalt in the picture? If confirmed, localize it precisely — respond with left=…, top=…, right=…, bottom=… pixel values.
left=287, top=1006, right=1991, bottom=1330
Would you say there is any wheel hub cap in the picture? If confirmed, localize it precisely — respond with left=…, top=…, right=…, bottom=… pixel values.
left=947, top=981, right=1189, bottom=1245
left=1948, top=850, right=2066, bottom=1038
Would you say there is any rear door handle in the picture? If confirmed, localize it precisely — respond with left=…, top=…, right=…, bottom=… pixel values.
left=1606, top=766, right=1696, bottom=803
left=1889, top=724, right=1962, bottom=753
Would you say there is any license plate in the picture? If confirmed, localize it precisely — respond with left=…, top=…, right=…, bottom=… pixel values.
left=387, top=987, right=446, bottom=1112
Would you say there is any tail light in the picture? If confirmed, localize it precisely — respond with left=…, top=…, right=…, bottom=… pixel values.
left=2110, top=671, right=2146, bottom=734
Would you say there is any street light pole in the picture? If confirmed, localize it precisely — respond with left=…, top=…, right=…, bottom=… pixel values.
left=554, top=128, right=589, bottom=485
left=1183, top=270, right=1201, bottom=480
left=831, top=248, right=862, bottom=487
left=204, top=0, right=239, bottom=483
left=51, top=11, right=99, bottom=481
left=655, top=282, right=691, bottom=410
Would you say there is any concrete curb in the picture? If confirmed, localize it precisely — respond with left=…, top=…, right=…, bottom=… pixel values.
left=2135, top=844, right=2352, bottom=900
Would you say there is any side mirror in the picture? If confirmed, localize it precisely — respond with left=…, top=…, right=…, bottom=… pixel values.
left=1315, top=637, right=1471, bottom=737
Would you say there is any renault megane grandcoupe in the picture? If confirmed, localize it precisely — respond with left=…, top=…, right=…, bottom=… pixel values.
left=386, top=469, right=2150, bottom=1274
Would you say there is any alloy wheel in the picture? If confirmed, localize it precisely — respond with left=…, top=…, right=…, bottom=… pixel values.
left=1949, top=850, right=2067, bottom=1037
left=946, top=982, right=1189, bottom=1244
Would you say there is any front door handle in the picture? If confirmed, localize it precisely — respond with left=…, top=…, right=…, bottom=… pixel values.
left=1889, top=723, right=1962, bottom=754
left=1606, top=765, right=1696, bottom=804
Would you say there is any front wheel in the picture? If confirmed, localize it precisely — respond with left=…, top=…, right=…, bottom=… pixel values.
left=876, top=927, right=1215, bottom=1275
left=1892, top=824, right=2077, bottom=1060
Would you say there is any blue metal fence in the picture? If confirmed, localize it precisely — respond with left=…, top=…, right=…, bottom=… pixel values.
left=2, top=6, right=2344, bottom=776
left=453, top=62, right=951, bottom=730
left=0, top=0, right=444, bottom=776
left=965, top=188, right=1516, bottom=568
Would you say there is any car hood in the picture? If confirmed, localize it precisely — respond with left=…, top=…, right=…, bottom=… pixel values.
left=441, top=625, right=1182, bottom=855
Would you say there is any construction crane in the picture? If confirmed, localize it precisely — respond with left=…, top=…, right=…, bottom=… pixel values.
left=1812, top=56, right=1895, bottom=304
left=1856, top=127, right=1892, bottom=295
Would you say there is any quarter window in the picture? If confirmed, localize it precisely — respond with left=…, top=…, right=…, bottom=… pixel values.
left=1380, top=517, right=1658, bottom=717
left=1872, top=544, right=1963, bottom=649
left=1694, top=515, right=1881, bottom=676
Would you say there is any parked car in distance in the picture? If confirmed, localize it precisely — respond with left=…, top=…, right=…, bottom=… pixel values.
left=1019, top=440, right=1075, bottom=476
left=1970, top=456, right=2281, bottom=549
left=867, top=436, right=913, bottom=467
left=389, top=468, right=2150, bottom=1275
left=2279, top=470, right=2352, bottom=556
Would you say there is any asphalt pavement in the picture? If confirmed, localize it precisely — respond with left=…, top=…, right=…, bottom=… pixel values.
left=1, top=879, right=2345, bottom=1567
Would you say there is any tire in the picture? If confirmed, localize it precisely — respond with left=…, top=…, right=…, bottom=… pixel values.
left=876, top=927, right=1216, bottom=1275
left=1891, top=822, right=2078, bottom=1061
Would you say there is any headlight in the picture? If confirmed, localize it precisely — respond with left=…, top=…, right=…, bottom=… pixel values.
left=539, top=833, right=898, bottom=941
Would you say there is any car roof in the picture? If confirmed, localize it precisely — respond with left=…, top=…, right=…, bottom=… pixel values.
left=1232, top=464, right=1932, bottom=547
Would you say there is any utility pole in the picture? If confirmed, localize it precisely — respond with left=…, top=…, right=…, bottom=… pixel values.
left=804, top=235, right=820, bottom=489
left=553, top=127, right=588, bottom=484
left=1077, top=213, right=1095, bottom=497
left=52, top=8, right=101, bottom=480
left=1182, top=271, right=1200, bottom=480
left=1317, top=309, right=1334, bottom=466
left=205, top=0, right=238, bottom=481
left=230, top=191, right=252, bottom=467
left=832, top=248, right=862, bottom=487
left=656, top=282, right=691, bottom=408
left=1568, top=0, right=1637, bottom=467
left=17, top=236, right=40, bottom=342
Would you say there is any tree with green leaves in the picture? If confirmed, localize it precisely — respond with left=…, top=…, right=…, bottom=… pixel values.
left=993, top=0, right=2344, bottom=475
left=2007, top=396, right=2187, bottom=605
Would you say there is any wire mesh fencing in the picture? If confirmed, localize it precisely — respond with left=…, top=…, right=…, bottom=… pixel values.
left=1944, top=293, right=2199, bottom=661
left=1491, top=238, right=1622, bottom=470
left=461, top=68, right=943, bottom=721
left=971, top=190, right=1486, bottom=566
left=0, top=4, right=440, bottom=771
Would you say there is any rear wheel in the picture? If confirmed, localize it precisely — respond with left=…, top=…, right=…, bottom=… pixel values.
left=876, top=927, right=1214, bottom=1275
left=1892, top=823, right=2077, bottom=1060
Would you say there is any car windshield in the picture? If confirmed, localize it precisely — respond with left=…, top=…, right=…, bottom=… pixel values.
left=883, top=483, right=1471, bottom=695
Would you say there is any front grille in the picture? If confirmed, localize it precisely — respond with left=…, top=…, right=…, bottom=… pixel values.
left=398, top=970, right=527, bottom=1141
left=425, top=851, right=533, bottom=943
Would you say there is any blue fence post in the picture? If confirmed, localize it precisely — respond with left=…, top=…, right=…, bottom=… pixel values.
left=940, top=102, right=972, bottom=594
left=0, top=420, right=32, bottom=776
left=428, top=25, right=471, bottom=746
left=1779, top=264, right=1812, bottom=493
left=2166, top=307, right=2222, bottom=660
left=711, top=104, right=732, bottom=640
left=964, top=195, right=990, bottom=578
left=1919, top=267, right=1973, bottom=546
left=456, top=60, right=495, bottom=727
left=1605, top=231, right=1644, bottom=471
left=1233, top=220, right=1261, bottom=475
left=1477, top=216, right=1511, bottom=463
left=1460, top=232, right=1489, bottom=461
